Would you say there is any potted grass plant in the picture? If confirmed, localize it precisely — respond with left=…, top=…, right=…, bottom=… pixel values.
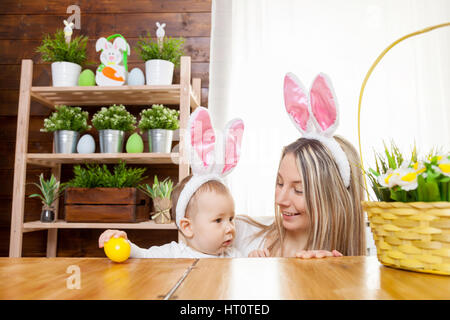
left=134, top=31, right=185, bottom=85
left=138, top=104, right=179, bottom=153
left=139, top=176, right=174, bottom=223
left=63, top=161, right=149, bottom=222
left=29, top=173, right=65, bottom=223
left=36, top=29, right=88, bottom=86
left=40, top=105, right=91, bottom=153
left=364, top=142, right=450, bottom=275
left=91, top=104, right=136, bottom=153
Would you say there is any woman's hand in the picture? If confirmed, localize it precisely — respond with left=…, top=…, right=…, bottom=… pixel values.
left=98, top=229, right=128, bottom=248
left=295, top=250, right=343, bottom=259
left=248, top=248, right=270, bottom=257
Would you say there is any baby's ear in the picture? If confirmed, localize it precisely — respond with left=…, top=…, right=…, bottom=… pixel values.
left=179, top=218, right=194, bottom=238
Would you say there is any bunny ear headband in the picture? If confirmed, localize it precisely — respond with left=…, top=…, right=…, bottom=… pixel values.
left=283, top=72, right=350, bottom=188
left=175, top=107, right=244, bottom=228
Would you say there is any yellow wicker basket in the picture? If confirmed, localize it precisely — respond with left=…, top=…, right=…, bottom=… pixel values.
left=362, top=201, right=450, bottom=275
left=358, top=23, right=450, bottom=275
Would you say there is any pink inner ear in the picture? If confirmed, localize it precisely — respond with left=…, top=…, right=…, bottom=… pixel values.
left=222, top=121, right=244, bottom=175
left=190, top=109, right=215, bottom=168
left=310, top=74, right=337, bottom=131
left=284, top=75, right=310, bottom=132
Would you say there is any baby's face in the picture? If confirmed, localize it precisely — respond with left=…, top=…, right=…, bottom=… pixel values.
left=189, top=191, right=236, bottom=255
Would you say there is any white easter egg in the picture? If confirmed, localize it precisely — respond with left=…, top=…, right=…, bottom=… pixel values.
left=127, top=68, right=145, bottom=86
left=77, top=134, right=96, bottom=154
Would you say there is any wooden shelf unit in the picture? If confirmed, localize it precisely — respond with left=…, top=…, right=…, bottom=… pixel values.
left=22, top=220, right=177, bottom=233
left=9, top=57, right=199, bottom=257
left=26, top=152, right=180, bottom=167
left=30, top=84, right=201, bottom=108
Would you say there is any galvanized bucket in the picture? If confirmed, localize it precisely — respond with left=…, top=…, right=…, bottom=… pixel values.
left=148, top=129, right=173, bottom=153
left=99, top=129, right=124, bottom=153
left=54, top=130, right=79, bottom=153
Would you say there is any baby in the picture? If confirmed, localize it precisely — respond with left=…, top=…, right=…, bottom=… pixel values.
left=99, top=174, right=241, bottom=257
left=98, top=107, right=245, bottom=258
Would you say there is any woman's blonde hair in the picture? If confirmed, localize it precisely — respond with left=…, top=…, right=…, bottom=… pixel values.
left=241, top=135, right=366, bottom=256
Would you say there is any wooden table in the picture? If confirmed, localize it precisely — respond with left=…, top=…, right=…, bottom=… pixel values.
left=0, top=256, right=449, bottom=300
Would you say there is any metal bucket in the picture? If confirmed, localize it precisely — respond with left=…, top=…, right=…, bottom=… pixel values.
left=148, top=129, right=173, bottom=153
left=54, top=130, right=79, bottom=153
left=99, top=129, right=124, bottom=153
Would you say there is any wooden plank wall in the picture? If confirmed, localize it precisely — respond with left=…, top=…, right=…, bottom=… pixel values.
left=0, top=0, right=211, bottom=257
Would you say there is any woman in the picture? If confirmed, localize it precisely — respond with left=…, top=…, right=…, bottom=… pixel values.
left=234, top=73, right=366, bottom=258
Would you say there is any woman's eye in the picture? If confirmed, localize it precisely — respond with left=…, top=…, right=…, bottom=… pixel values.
left=294, top=189, right=303, bottom=195
left=215, top=218, right=222, bottom=223
left=229, top=216, right=234, bottom=222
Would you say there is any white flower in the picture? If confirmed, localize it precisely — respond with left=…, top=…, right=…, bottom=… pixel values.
left=378, top=167, right=418, bottom=191
left=378, top=169, right=398, bottom=188
left=434, top=154, right=450, bottom=177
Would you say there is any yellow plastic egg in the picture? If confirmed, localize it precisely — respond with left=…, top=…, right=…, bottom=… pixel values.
left=104, top=237, right=131, bottom=263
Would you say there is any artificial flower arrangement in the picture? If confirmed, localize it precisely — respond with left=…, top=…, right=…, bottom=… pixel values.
left=40, top=105, right=91, bottom=133
left=367, top=142, right=450, bottom=202
left=91, top=104, right=136, bottom=132
left=138, top=104, right=180, bottom=133
left=363, top=142, right=450, bottom=275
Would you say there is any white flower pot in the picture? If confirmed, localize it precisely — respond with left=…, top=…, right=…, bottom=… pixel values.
left=51, top=61, right=81, bottom=87
left=145, top=59, right=174, bottom=85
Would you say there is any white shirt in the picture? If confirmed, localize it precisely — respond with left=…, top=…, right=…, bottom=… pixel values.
left=129, top=240, right=244, bottom=258
left=234, top=215, right=274, bottom=257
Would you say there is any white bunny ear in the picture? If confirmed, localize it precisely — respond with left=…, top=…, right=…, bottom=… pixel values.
left=156, top=22, right=161, bottom=27
left=161, top=23, right=166, bottom=28
left=187, top=107, right=216, bottom=175
left=284, top=72, right=314, bottom=135
left=309, top=73, right=339, bottom=137
left=113, top=37, right=127, bottom=51
left=64, top=20, right=69, bottom=26
left=214, top=118, right=244, bottom=176
left=95, top=37, right=108, bottom=52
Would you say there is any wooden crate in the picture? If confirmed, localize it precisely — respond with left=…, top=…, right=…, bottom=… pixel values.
left=64, top=187, right=149, bottom=223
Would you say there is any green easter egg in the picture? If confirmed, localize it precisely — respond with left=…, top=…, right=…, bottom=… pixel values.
left=126, top=133, right=144, bottom=153
left=78, top=69, right=96, bottom=86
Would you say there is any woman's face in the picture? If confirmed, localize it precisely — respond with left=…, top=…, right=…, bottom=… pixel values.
left=275, top=153, right=310, bottom=232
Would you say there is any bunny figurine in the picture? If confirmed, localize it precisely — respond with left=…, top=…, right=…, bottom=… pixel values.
left=156, top=22, right=166, bottom=49
left=95, top=34, right=130, bottom=86
left=63, top=20, right=74, bottom=44
left=175, top=107, right=244, bottom=228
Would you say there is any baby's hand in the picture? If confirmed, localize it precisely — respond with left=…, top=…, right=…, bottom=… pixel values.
left=248, top=248, right=270, bottom=257
left=98, top=229, right=128, bottom=248
left=295, top=249, right=343, bottom=259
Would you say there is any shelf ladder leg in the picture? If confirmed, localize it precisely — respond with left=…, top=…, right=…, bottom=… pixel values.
left=9, top=60, right=33, bottom=257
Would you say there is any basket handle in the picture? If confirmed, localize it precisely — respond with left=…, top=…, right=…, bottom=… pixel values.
left=357, top=22, right=450, bottom=200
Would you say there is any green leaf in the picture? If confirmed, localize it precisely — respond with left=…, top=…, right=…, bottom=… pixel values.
left=369, top=168, right=380, bottom=177
left=134, top=33, right=185, bottom=68
left=36, top=29, right=88, bottom=65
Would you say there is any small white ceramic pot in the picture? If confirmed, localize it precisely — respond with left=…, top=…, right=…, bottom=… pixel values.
left=145, top=59, right=174, bottom=85
left=51, top=61, right=81, bottom=87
